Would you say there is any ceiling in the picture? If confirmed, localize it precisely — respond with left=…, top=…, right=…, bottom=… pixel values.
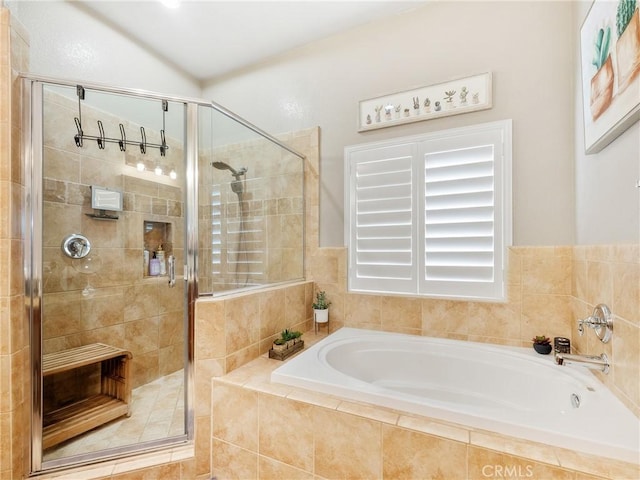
left=74, top=1, right=428, bottom=83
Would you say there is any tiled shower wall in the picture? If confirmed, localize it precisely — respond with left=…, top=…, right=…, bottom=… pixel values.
left=198, top=138, right=304, bottom=293
left=41, top=90, right=185, bottom=390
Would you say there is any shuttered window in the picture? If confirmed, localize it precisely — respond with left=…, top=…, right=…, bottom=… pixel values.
left=345, top=120, right=512, bottom=301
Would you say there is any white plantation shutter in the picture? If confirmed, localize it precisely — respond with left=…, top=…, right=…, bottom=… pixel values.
left=347, top=144, right=418, bottom=293
left=346, top=120, right=511, bottom=301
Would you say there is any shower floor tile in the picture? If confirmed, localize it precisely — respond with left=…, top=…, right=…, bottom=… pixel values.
left=43, top=369, right=185, bottom=462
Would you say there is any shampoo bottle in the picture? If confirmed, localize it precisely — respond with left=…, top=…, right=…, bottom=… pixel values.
left=156, top=244, right=166, bottom=275
left=149, top=252, right=161, bottom=276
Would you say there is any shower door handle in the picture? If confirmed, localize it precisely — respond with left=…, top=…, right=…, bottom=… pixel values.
left=168, top=255, right=176, bottom=288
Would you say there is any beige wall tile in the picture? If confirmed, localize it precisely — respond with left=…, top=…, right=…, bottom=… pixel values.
left=313, top=408, right=382, bottom=479
left=258, top=394, right=314, bottom=471
left=211, top=439, right=257, bottom=480
left=382, top=425, right=467, bottom=480
left=258, top=456, right=314, bottom=480
left=124, top=317, right=159, bottom=356
left=612, top=261, right=639, bottom=325
left=194, top=415, right=211, bottom=476
left=612, top=318, right=640, bottom=408
left=194, top=358, right=224, bottom=418
left=344, top=293, right=381, bottom=329
left=337, top=401, right=399, bottom=425
left=158, top=310, right=183, bottom=348
left=397, top=415, right=469, bottom=443
left=468, top=300, right=521, bottom=341
left=212, top=382, right=258, bottom=451
left=259, top=288, right=286, bottom=340
left=225, top=295, right=259, bottom=352
left=285, top=283, right=306, bottom=325
left=468, top=446, right=574, bottom=480
left=586, top=259, right=613, bottom=308
left=522, top=250, right=572, bottom=295
left=521, top=294, right=572, bottom=342
left=381, top=296, right=421, bottom=331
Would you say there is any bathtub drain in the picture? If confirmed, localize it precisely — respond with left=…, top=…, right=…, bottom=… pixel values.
left=571, top=393, right=581, bottom=408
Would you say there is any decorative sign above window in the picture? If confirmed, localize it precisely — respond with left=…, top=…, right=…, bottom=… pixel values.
left=358, top=72, right=492, bottom=132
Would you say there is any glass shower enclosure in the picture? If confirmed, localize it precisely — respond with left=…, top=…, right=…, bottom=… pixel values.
left=23, top=76, right=305, bottom=473
left=197, top=106, right=305, bottom=295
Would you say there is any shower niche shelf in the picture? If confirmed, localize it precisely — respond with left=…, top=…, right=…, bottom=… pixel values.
left=144, top=220, right=172, bottom=278
left=42, top=343, right=132, bottom=449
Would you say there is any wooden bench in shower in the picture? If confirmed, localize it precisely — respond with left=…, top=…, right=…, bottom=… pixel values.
left=42, top=343, right=132, bottom=449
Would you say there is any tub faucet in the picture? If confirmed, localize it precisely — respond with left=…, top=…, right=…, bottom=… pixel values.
left=555, top=352, right=609, bottom=374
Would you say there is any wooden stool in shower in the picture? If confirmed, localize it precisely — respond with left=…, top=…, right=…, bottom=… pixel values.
left=42, top=343, right=132, bottom=449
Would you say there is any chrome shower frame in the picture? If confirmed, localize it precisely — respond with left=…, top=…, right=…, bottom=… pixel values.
left=21, top=73, right=305, bottom=474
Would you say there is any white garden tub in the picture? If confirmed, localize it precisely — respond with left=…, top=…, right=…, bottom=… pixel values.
left=271, top=327, right=639, bottom=463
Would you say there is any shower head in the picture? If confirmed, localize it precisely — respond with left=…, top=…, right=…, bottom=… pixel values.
left=211, top=161, right=247, bottom=179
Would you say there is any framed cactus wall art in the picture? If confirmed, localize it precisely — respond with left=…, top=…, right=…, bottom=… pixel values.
left=580, top=0, right=640, bottom=154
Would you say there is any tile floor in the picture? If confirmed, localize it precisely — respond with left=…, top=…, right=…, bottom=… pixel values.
left=44, top=369, right=185, bottom=461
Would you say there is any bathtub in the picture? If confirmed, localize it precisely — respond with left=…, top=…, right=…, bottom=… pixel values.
left=271, top=327, right=639, bottom=463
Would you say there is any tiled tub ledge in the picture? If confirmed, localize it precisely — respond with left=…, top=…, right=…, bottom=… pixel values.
left=211, top=332, right=639, bottom=480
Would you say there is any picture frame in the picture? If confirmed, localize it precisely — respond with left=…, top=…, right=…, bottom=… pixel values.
left=580, top=0, right=640, bottom=154
left=358, top=72, right=492, bottom=132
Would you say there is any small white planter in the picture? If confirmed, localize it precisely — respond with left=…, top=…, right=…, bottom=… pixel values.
left=314, top=308, right=329, bottom=324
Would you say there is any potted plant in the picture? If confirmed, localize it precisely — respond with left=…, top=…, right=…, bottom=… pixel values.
left=615, top=0, right=640, bottom=93
left=272, top=337, right=287, bottom=352
left=270, top=329, right=304, bottom=360
left=312, top=290, right=331, bottom=324
left=532, top=335, right=553, bottom=355
left=590, top=25, right=614, bottom=120
left=280, top=329, right=303, bottom=348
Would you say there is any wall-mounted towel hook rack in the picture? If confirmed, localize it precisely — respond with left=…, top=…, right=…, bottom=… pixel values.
left=71, top=84, right=170, bottom=156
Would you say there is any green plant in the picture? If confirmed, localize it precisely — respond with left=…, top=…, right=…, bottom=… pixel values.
left=592, top=26, right=612, bottom=70
left=312, top=290, right=331, bottom=310
left=280, top=329, right=302, bottom=342
left=273, top=338, right=286, bottom=345
left=617, top=0, right=637, bottom=37
left=532, top=335, right=551, bottom=346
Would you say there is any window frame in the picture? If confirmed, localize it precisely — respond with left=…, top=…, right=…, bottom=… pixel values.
left=344, top=119, right=512, bottom=301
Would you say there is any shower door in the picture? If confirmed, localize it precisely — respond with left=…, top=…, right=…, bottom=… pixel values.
left=27, top=79, right=194, bottom=471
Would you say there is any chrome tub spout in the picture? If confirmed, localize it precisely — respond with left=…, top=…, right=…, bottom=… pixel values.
left=555, top=352, right=609, bottom=374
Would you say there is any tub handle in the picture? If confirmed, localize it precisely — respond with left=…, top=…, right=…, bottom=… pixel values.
left=578, top=304, right=613, bottom=343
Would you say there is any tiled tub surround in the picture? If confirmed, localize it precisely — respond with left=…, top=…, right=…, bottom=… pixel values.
left=310, top=245, right=640, bottom=420
left=272, top=327, right=638, bottom=463
left=212, top=348, right=640, bottom=480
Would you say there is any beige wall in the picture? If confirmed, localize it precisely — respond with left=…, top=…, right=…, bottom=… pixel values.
left=204, top=1, right=576, bottom=248
left=573, top=1, right=640, bottom=244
